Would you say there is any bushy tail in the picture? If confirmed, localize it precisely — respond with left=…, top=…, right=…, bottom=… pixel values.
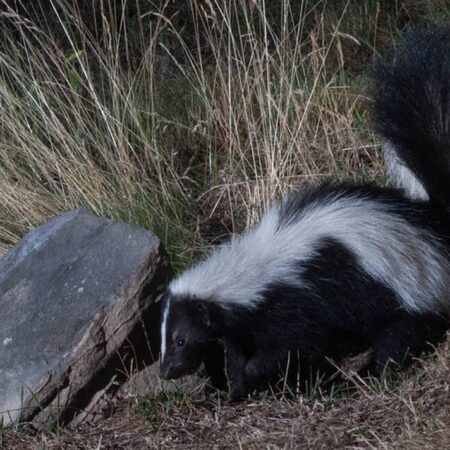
left=373, top=26, right=450, bottom=205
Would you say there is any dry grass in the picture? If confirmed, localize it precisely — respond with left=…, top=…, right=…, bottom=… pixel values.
left=0, top=0, right=387, bottom=268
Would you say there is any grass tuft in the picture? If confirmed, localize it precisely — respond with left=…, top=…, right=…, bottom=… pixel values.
left=0, top=0, right=393, bottom=270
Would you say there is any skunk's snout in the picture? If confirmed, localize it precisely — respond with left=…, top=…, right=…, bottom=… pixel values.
left=160, top=361, right=181, bottom=380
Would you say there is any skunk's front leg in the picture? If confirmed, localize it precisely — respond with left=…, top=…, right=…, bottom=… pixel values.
left=244, top=350, right=284, bottom=389
left=223, top=339, right=248, bottom=401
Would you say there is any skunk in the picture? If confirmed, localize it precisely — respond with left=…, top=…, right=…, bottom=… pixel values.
left=160, top=27, right=450, bottom=399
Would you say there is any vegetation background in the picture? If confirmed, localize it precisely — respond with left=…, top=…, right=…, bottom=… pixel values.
left=2, top=0, right=450, bottom=448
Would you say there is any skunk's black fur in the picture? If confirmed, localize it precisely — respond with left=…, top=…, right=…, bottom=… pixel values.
left=160, top=27, right=450, bottom=400
left=373, top=26, right=450, bottom=205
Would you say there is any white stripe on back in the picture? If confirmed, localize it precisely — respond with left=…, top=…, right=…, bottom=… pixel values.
left=170, top=189, right=450, bottom=313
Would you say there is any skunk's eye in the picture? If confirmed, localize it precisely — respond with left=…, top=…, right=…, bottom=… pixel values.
left=177, top=338, right=185, bottom=347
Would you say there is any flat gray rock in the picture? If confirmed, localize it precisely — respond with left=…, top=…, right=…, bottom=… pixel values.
left=0, top=208, right=172, bottom=428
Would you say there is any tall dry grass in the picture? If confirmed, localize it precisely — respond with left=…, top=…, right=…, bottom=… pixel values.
left=0, top=0, right=386, bottom=269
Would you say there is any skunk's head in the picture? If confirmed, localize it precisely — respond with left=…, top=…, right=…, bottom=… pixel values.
left=160, top=292, right=219, bottom=380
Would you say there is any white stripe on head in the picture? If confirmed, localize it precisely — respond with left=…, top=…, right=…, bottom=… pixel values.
left=160, top=296, right=171, bottom=361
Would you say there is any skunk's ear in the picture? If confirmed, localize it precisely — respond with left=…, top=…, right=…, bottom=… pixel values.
left=195, top=301, right=212, bottom=326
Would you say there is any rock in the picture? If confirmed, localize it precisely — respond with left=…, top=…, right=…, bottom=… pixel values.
left=0, top=208, right=172, bottom=428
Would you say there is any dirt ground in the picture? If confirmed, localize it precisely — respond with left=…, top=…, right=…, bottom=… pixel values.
left=4, top=337, right=450, bottom=450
